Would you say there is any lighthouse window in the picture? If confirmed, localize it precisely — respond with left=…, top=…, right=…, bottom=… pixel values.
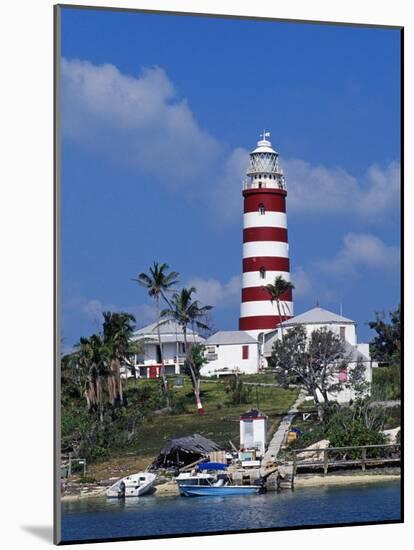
left=258, top=204, right=265, bottom=215
left=260, top=267, right=266, bottom=279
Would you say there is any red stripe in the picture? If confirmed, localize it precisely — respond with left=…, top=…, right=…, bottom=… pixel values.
left=243, top=227, right=288, bottom=243
left=239, top=315, right=292, bottom=331
left=243, top=257, right=290, bottom=272
left=244, top=192, right=286, bottom=213
left=242, top=287, right=293, bottom=302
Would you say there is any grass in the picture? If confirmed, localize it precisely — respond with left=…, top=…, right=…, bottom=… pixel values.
left=239, top=372, right=279, bottom=384
left=61, top=374, right=299, bottom=478
left=116, top=377, right=298, bottom=458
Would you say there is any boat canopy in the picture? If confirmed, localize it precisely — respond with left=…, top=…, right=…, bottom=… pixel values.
left=198, top=462, right=227, bottom=471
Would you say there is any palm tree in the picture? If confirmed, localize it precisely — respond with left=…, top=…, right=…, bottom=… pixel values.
left=75, top=334, right=108, bottom=423
left=102, top=311, right=137, bottom=406
left=134, top=263, right=179, bottom=407
left=264, top=275, right=295, bottom=339
left=160, top=287, right=212, bottom=414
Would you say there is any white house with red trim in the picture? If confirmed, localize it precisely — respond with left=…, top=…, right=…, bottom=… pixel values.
left=130, top=320, right=205, bottom=379
left=200, top=331, right=259, bottom=376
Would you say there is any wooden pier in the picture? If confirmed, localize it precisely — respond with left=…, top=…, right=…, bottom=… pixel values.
left=291, top=443, right=400, bottom=477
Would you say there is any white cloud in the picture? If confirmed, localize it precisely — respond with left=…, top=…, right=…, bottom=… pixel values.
left=210, top=147, right=249, bottom=224
left=61, top=58, right=221, bottom=186
left=66, top=294, right=156, bottom=327
left=283, top=158, right=400, bottom=220
left=62, top=57, right=400, bottom=224
left=186, top=275, right=241, bottom=308
left=317, top=233, right=400, bottom=275
left=291, top=266, right=312, bottom=298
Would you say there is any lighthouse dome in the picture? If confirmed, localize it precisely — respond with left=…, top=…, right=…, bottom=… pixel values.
left=246, top=132, right=284, bottom=184
left=251, top=138, right=278, bottom=155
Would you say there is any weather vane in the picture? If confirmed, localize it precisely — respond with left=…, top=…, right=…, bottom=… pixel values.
left=260, top=129, right=271, bottom=141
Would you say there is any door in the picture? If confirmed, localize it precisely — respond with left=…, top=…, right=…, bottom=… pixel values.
left=244, top=420, right=254, bottom=448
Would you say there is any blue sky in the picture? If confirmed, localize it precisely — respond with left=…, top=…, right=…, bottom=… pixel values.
left=60, top=7, right=401, bottom=350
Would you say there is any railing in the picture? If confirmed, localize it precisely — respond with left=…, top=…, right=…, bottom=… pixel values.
left=291, top=444, right=400, bottom=476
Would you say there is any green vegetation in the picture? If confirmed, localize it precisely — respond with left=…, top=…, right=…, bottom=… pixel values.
left=224, top=375, right=252, bottom=404
left=369, top=305, right=400, bottom=365
left=284, top=398, right=399, bottom=459
left=62, top=372, right=298, bottom=464
left=369, top=304, right=401, bottom=401
left=372, top=365, right=401, bottom=401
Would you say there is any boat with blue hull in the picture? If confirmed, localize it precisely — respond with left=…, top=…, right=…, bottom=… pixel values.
left=179, top=484, right=261, bottom=497
left=175, top=462, right=263, bottom=497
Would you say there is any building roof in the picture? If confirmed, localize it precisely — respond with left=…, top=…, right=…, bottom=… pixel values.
left=252, top=140, right=277, bottom=155
left=133, top=319, right=205, bottom=343
left=205, top=330, right=257, bottom=345
left=280, top=307, right=355, bottom=327
left=240, top=408, right=268, bottom=420
left=150, top=434, right=221, bottom=469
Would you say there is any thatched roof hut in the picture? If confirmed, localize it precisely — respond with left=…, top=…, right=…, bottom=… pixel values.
left=150, top=434, right=221, bottom=470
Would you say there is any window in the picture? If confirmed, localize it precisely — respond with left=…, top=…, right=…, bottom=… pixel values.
left=258, top=182, right=262, bottom=188
left=339, top=326, right=346, bottom=341
left=259, top=203, right=265, bottom=215
left=242, top=345, right=249, bottom=360
left=260, top=267, right=266, bottom=279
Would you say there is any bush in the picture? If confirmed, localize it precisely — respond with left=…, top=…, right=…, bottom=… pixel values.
left=224, top=376, right=252, bottom=404
left=372, top=365, right=400, bottom=400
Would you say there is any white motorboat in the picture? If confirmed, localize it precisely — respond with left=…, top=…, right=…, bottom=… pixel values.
left=106, top=472, right=156, bottom=498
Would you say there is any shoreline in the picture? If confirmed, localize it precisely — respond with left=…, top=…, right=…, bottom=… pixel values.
left=294, top=473, right=400, bottom=488
left=61, top=472, right=400, bottom=502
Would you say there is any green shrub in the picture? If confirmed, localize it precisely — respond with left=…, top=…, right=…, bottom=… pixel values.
left=372, top=365, right=401, bottom=400
left=224, top=376, right=252, bottom=404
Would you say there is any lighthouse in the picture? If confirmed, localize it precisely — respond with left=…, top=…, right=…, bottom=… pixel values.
left=239, top=132, right=293, bottom=339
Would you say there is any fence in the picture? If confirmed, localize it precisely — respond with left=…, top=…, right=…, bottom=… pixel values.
left=291, top=444, right=400, bottom=476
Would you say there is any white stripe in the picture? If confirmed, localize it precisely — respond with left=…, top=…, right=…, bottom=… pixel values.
left=240, top=300, right=294, bottom=317
left=242, top=270, right=291, bottom=288
left=243, top=212, right=287, bottom=229
left=243, top=241, right=289, bottom=259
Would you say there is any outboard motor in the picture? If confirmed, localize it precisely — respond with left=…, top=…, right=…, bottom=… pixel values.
left=254, top=477, right=267, bottom=494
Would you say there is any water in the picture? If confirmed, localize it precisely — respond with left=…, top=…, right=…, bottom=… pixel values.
left=61, top=481, right=401, bottom=542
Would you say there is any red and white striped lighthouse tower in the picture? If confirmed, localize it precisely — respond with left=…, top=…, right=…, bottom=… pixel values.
left=239, top=132, right=293, bottom=339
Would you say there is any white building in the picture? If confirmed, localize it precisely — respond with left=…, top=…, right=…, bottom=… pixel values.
left=239, top=409, right=268, bottom=456
left=201, top=331, right=259, bottom=377
left=130, top=320, right=205, bottom=379
left=263, top=306, right=375, bottom=403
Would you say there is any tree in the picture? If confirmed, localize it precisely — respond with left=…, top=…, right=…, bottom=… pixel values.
left=368, top=305, right=401, bottom=365
left=264, top=275, right=295, bottom=337
left=269, top=326, right=348, bottom=420
left=75, top=334, right=108, bottom=423
left=102, top=311, right=137, bottom=406
left=134, top=262, right=179, bottom=407
left=160, top=287, right=212, bottom=414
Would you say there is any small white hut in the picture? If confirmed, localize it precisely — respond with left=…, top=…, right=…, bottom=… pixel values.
left=239, top=409, right=268, bottom=457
